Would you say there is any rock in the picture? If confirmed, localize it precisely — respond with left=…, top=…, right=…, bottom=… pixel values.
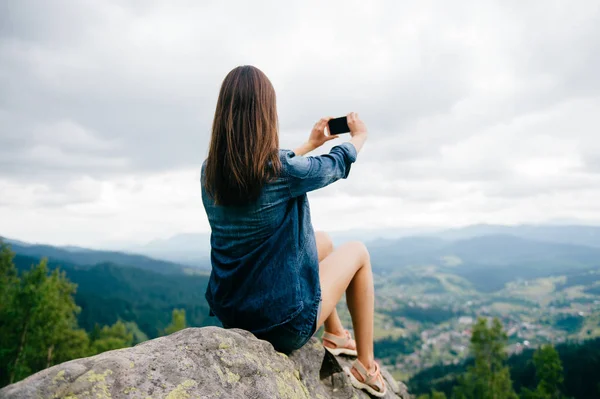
left=0, top=327, right=410, bottom=399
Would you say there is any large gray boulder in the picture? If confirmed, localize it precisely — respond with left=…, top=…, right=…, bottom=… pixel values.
left=0, top=327, right=409, bottom=399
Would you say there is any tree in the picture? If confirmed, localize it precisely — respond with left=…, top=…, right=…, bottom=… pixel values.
left=520, top=345, right=567, bottom=399
left=89, top=320, right=133, bottom=355
left=0, top=243, right=146, bottom=388
left=163, top=309, right=187, bottom=335
left=123, top=321, right=149, bottom=345
left=0, top=242, right=19, bottom=386
left=0, top=241, right=18, bottom=314
left=1, top=257, right=90, bottom=385
left=453, top=317, right=517, bottom=399
left=52, top=328, right=90, bottom=365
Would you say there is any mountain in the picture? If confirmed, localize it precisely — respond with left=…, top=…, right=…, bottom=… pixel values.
left=331, top=224, right=600, bottom=250
left=127, top=232, right=212, bottom=267
left=126, top=228, right=439, bottom=266
left=367, top=234, right=600, bottom=292
left=127, top=224, right=600, bottom=266
left=435, top=234, right=600, bottom=268
left=327, top=227, right=439, bottom=246
left=2, top=236, right=195, bottom=274
left=431, top=224, right=600, bottom=248
left=368, top=234, right=600, bottom=270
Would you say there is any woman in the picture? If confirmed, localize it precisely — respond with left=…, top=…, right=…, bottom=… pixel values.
left=201, top=65, right=386, bottom=397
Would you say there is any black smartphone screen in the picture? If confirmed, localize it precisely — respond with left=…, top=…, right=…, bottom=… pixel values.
left=328, top=116, right=350, bottom=135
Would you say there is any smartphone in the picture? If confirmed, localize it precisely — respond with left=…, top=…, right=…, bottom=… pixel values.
left=328, top=116, right=350, bottom=135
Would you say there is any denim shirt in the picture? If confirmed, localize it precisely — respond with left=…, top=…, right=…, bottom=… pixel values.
left=201, top=142, right=357, bottom=334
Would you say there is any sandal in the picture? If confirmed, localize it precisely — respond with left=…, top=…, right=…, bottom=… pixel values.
left=322, top=329, right=358, bottom=356
left=345, top=358, right=387, bottom=398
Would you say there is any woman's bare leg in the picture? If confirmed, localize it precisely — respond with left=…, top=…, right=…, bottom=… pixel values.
left=315, top=233, right=375, bottom=370
left=315, top=231, right=345, bottom=336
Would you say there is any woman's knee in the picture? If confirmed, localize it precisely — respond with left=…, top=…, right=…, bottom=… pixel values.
left=344, top=241, right=370, bottom=266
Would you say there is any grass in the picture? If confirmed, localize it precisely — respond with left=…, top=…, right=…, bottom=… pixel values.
left=392, top=369, right=411, bottom=382
left=503, top=276, right=565, bottom=306
left=562, top=285, right=592, bottom=300
left=436, top=273, right=475, bottom=295
left=577, top=314, right=600, bottom=339
left=440, top=255, right=463, bottom=267
left=335, top=304, right=406, bottom=340
left=489, top=302, right=528, bottom=313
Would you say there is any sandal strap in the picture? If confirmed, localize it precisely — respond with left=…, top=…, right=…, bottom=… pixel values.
left=364, top=362, right=383, bottom=387
left=352, top=358, right=369, bottom=376
left=352, top=359, right=385, bottom=392
left=322, top=330, right=350, bottom=348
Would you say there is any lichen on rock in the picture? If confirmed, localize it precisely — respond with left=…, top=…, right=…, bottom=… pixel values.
left=0, top=327, right=409, bottom=399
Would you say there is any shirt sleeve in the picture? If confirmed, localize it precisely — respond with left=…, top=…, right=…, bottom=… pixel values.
left=284, top=142, right=358, bottom=197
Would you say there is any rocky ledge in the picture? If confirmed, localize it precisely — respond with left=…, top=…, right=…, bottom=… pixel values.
left=0, top=327, right=409, bottom=399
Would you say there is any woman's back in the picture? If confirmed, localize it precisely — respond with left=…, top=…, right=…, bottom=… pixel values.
left=202, top=155, right=290, bottom=259
left=202, top=143, right=356, bottom=334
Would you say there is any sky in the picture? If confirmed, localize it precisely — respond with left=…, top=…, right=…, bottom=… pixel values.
left=1, top=0, right=600, bottom=248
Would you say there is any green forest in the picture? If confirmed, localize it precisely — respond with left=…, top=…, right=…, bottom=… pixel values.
left=0, top=242, right=189, bottom=387
left=410, top=318, right=600, bottom=399
left=9, top=255, right=213, bottom=338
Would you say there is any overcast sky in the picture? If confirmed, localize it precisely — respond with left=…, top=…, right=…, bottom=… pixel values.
left=1, top=0, right=600, bottom=248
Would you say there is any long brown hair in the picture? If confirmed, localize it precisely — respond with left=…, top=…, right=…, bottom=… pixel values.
left=205, top=66, right=281, bottom=206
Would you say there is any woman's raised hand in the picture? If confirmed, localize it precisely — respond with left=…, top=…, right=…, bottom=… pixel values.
left=347, top=112, right=368, bottom=138
left=347, top=112, right=368, bottom=154
left=308, top=117, right=338, bottom=150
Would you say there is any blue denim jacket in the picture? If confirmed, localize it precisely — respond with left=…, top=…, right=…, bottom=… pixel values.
left=201, top=142, right=357, bottom=334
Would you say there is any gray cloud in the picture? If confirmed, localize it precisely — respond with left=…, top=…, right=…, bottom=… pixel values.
left=1, top=0, right=600, bottom=245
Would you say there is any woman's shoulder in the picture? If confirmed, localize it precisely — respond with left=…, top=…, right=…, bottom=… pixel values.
left=278, top=148, right=292, bottom=159
left=278, top=149, right=309, bottom=178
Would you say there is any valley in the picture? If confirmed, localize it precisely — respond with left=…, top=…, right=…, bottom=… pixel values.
left=348, top=229, right=600, bottom=380
left=3, top=224, right=600, bottom=386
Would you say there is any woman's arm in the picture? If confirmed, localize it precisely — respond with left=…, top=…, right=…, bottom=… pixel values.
left=285, top=143, right=357, bottom=197
left=294, top=117, right=337, bottom=156
left=293, top=141, right=318, bottom=156
left=286, top=112, right=368, bottom=197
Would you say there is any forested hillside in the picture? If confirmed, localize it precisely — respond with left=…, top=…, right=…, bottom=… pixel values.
left=0, top=242, right=200, bottom=386
left=12, top=253, right=213, bottom=338
left=410, top=336, right=600, bottom=398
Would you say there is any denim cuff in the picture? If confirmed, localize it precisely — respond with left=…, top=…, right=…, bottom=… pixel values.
left=332, top=142, right=358, bottom=163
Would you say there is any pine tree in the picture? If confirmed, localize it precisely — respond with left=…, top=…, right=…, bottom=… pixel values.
left=520, top=345, right=567, bottom=399
left=164, top=309, right=187, bottom=335
left=453, top=317, right=517, bottom=399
